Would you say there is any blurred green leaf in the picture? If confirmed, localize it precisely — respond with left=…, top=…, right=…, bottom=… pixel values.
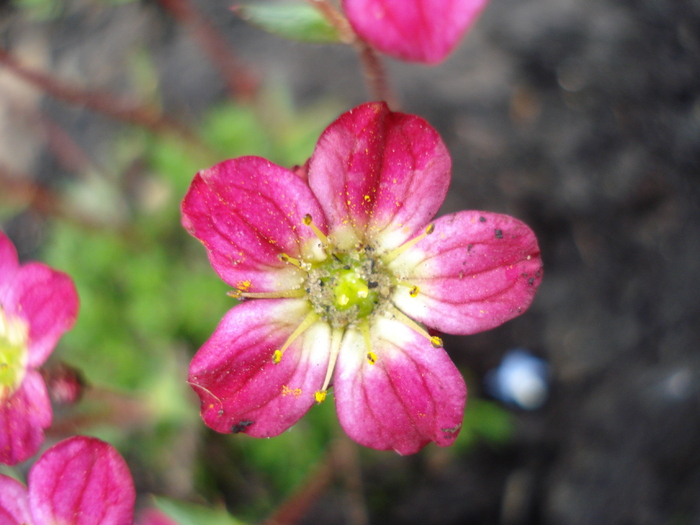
left=235, top=3, right=341, bottom=44
left=454, top=398, right=514, bottom=452
left=154, top=496, right=247, bottom=525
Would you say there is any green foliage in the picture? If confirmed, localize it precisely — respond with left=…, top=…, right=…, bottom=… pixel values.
left=236, top=3, right=342, bottom=44
left=154, top=496, right=247, bottom=525
left=454, top=398, right=514, bottom=451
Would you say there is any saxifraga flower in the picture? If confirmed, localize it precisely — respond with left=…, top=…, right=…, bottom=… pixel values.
left=182, top=102, right=542, bottom=454
left=0, top=230, right=79, bottom=465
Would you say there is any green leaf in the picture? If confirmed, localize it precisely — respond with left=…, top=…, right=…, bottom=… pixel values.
left=153, top=496, right=247, bottom=525
left=235, top=3, right=341, bottom=43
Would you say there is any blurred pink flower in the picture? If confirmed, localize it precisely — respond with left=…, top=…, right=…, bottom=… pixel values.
left=0, top=435, right=136, bottom=525
left=342, top=0, right=490, bottom=64
left=137, top=508, right=180, bottom=525
left=182, top=102, right=542, bottom=454
left=0, top=230, right=79, bottom=465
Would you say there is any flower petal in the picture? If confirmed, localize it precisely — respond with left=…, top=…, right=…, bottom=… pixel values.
left=308, top=102, right=450, bottom=251
left=0, top=230, right=19, bottom=293
left=3, top=262, right=79, bottom=367
left=391, top=211, right=543, bottom=335
left=28, top=436, right=135, bottom=525
left=0, top=371, right=52, bottom=466
left=334, top=316, right=466, bottom=454
left=189, top=298, right=330, bottom=437
left=0, top=475, right=31, bottom=524
left=181, top=157, right=328, bottom=292
left=342, top=0, right=489, bottom=64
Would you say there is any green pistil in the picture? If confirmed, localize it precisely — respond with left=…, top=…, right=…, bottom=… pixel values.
left=332, top=268, right=378, bottom=318
left=305, top=248, right=393, bottom=328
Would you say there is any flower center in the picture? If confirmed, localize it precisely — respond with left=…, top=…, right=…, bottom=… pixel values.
left=0, top=307, right=29, bottom=400
left=305, top=248, right=393, bottom=328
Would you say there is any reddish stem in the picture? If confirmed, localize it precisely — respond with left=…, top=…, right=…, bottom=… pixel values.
left=158, top=0, right=258, bottom=100
left=0, top=166, right=106, bottom=231
left=305, top=0, right=397, bottom=107
left=0, top=46, right=202, bottom=146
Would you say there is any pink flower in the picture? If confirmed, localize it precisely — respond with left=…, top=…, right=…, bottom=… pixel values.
left=0, top=230, right=79, bottom=465
left=0, top=435, right=136, bottom=525
left=182, top=102, right=542, bottom=454
left=342, top=0, right=490, bottom=64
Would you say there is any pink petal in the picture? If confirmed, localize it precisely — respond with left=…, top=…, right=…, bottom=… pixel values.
left=189, top=298, right=330, bottom=437
left=28, top=436, right=135, bottom=525
left=0, top=371, right=52, bottom=466
left=181, top=157, right=328, bottom=292
left=334, top=316, right=466, bottom=455
left=0, top=475, right=31, bottom=524
left=391, top=211, right=543, bottom=335
left=3, top=262, right=79, bottom=367
left=343, top=0, right=489, bottom=64
left=308, top=102, right=450, bottom=251
left=0, top=230, right=19, bottom=293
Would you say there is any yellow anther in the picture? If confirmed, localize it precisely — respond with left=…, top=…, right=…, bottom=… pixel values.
left=303, top=214, right=329, bottom=245
left=227, top=289, right=243, bottom=299
left=315, top=390, right=327, bottom=403
left=409, top=285, right=419, bottom=297
left=271, top=311, right=319, bottom=365
left=430, top=336, right=443, bottom=348
left=382, top=223, right=436, bottom=264
left=367, top=351, right=377, bottom=365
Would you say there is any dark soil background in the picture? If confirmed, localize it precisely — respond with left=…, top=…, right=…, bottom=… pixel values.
left=2, top=0, right=700, bottom=523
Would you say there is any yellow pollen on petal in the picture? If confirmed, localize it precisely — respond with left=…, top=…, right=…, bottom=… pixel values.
left=281, top=385, right=302, bottom=398
left=409, top=285, right=419, bottom=297
left=382, top=223, right=435, bottom=264
left=271, top=310, right=319, bottom=364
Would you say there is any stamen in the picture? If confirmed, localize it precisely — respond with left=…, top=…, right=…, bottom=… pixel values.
left=388, top=306, right=443, bottom=348
left=382, top=223, right=435, bottom=264
left=359, top=320, right=372, bottom=356
left=393, top=281, right=420, bottom=297
left=278, top=253, right=302, bottom=267
left=315, top=328, right=344, bottom=403
left=271, top=310, right=319, bottom=364
left=228, top=289, right=305, bottom=299
left=303, top=214, right=329, bottom=245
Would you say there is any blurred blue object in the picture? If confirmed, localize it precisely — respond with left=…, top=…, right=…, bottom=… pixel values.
left=485, top=349, right=550, bottom=410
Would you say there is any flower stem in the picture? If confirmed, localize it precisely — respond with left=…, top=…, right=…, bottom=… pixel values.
left=354, top=41, right=398, bottom=109
left=305, top=0, right=398, bottom=108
